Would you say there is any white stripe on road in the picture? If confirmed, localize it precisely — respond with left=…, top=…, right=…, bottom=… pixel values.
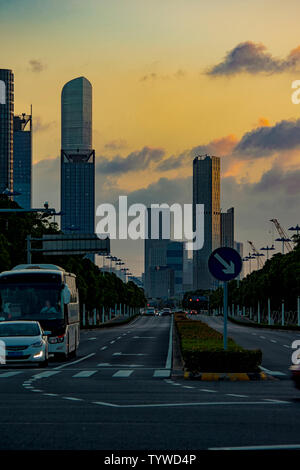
left=133, top=336, right=156, bottom=339
left=284, top=344, right=290, bottom=348
left=200, top=389, right=218, bottom=393
left=263, top=399, right=289, bottom=403
left=33, top=371, right=61, bottom=379
left=210, top=444, right=300, bottom=451
left=112, top=370, right=133, bottom=378
left=110, top=341, right=115, bottom=344
left=270, top=340, right=277, bottom=343
left=153, top=369, right=171, bottom=378
left=0, top=371, right=23, bottom=378
left=72, top=370, right=97, bottom=378
left=226, top=394, right=248, bottom=398
left=62, top=396, right=84, bottom=401
left=119, top=401, right=289, bottom=409
left=100, top=346, right=107, bottom=350
left=54, top=353, right=95, bottom=370
left=113, top=352, right=147, bottom=356
left=88, top=338, right=97, bottom=341
left=260, top=336, right=266, bottom=339
left=165, top=315, right=173, bottom=370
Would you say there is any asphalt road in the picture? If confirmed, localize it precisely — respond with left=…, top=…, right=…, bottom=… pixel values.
left=0, top=314, right=300, bottom=451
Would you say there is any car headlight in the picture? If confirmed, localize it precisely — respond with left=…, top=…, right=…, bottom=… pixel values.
left=32, top=340, right=43, bottom=348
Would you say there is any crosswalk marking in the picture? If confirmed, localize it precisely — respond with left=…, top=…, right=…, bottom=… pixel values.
left=153, top=369, right=170, bottom=378
left=0, top=371, right=23, bottom=378
left=72, top=371, right=97, bottom=378
left=33, top=371, right=61, bottom=379
left=113, top=370, right=133, bottom=378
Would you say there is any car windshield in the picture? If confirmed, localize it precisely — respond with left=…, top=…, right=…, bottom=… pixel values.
left=0, top=323, right=40, bottom=337
left=0, top=283, right=63, bottom=320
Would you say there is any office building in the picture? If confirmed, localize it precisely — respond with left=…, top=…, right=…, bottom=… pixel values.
left=13, top=112, right=32, bottom=208
left=61, top=77, right=95, bottom=233
left=193, top=155, right=220, bottom=290
left=0, top=69, right=14, bottom=193
left=149, top=266, right=174, bottom=299
left=144, top=207, right=169, bottom=296
left=166, top=241, right=183, bottom=295
left=221, top=207, right=234, bottom=248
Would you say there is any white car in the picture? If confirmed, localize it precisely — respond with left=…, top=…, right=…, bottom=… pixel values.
left=0, top=321, right=49, bottom=367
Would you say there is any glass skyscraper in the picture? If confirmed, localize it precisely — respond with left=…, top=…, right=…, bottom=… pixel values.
left=13, top=112, right=32, bottom=209
left=61, top=77, right=95, bottom=233
left=0, top=69, right=14, bottom=193
left=193, top=155, right=220, bottom=290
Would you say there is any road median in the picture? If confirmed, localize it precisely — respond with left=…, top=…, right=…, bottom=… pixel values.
left=173, top=312, right=268, bottom=381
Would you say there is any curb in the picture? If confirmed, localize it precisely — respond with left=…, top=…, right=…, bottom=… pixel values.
left=182, top=371, right=273, bottom=381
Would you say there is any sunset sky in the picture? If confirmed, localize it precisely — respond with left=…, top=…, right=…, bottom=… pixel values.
left=1, top=0, right=300, bottom=275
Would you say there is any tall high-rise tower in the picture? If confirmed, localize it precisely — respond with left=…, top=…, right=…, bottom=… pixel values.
left=13, top=111, right=32, bottom=209
left=0, top=69, right=14, bottom=193
left=193, top=155, right=220, bottom=290
left=61, top=77, right=95, bottom=233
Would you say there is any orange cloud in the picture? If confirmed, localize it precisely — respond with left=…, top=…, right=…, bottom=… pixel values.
left=257, top=117, right=270, bottom=127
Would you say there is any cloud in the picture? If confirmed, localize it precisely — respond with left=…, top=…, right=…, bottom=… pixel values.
left=34, top=116, right=56, bottom=133
left=157, top=135, right=237, bottom=171
left=251, top=166, right=300, bottom=195
left=96, top=146, right=165, bottom=175
left=207, top=41, right=300, bottom=76
left=140, top=69, right=186, bottom=82
left=234, top=118, right=300, bottom=158
left=28, top=59, right=46, bottom=73
left=104, top=139, right=128, bottom=151
left=257, top=117, right=270, bottom=127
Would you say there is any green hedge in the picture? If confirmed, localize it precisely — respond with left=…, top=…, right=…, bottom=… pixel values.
left=175, top=316, right=262, bottom=373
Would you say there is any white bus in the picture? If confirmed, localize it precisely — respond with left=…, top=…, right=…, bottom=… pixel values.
left=0, top=264, right=80, bottom=359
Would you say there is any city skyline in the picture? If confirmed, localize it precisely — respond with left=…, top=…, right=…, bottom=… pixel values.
left=1, top=0, right=300, bottom=274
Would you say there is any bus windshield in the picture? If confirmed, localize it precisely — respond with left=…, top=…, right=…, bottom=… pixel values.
left=0, top=283, right=63, bottom=321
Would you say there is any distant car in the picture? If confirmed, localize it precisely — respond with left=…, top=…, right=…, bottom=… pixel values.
left=0, top=321, right=49, bottom=367
left=189, top=310, right=198, bottom=315
left=144, top=307, right=156, bottom=315
left=159, top=308, right=172, bottom=316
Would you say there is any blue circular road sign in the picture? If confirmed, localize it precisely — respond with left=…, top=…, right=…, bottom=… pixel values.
left=208, top=247, right=242, bottom=282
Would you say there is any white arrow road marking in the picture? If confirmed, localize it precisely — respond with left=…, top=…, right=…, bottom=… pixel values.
left=113, top=352, right=148, bottom=356
left=259, top=366, right=287, bottom=376
left=214, top=253, right=235, bottom=274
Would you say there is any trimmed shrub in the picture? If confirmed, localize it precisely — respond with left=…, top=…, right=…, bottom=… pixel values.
left=176, top=318, right=262, bottom=372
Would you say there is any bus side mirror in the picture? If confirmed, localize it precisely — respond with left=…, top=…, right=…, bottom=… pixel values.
left=62, top=285, right=71, bottom=304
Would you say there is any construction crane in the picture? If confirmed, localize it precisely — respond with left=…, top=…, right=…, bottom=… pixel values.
left=247, top=241, right=265, bottom=269
left=270, top=219, right=293, bottom=253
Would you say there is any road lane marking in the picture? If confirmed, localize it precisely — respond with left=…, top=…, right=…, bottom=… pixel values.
left=110, top=341, right=115, bottom=344
left=43, top=393, right=58, bottom=396
left=113, top=352, right=147, bottom=356
left=54, top=353, right=96, bottom=370
left=93, top=401, right=120, bottom=407
left=153, top=369, right=171, bottom=378
left=33, top=371, right=61, bottom=379
left=72, top=371, right=97, bottom=378
left=260, top=336, right=266, bottom=339
left=283, top=344, right=290, bottom=348
left=62, top=396, right=84, bottom=401
left=183, top=386, right=195, bottom=389
left=133, top=336, right=156, bottom=339
left=200, top=389, right=218, bottom=393
left=226, top=394, right=248, bottom=398
left=270, top=340, right=277, bottom=343
left=0, top=371, right=23, bottom=378
left=100, top=346, right=107, bottom=350
left=88, top=338, right=97, bottom=341
left=112, top=370, right=134, bottom=378
left=165, top=315, right=173, bottom=369
left=117, top=401, right=289, bottom=409
left=210, top=444, right=300, bottom=451
left=263, top=399, right=289, bottom=403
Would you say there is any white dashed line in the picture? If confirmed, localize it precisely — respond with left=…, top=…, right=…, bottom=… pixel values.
left=72, top=371, right=97, bottom=378
left=200, top=389, right=218, bottom=393
left=62, top=396, right=84, bottom=401
left=100, top=346, right=107, bottom=350
left=112, top=370, right=134, bottom=378
left=226, top=393, right=248, bottom=398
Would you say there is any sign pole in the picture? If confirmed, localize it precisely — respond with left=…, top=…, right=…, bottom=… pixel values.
left=223, top=281, right=228, bottom=350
